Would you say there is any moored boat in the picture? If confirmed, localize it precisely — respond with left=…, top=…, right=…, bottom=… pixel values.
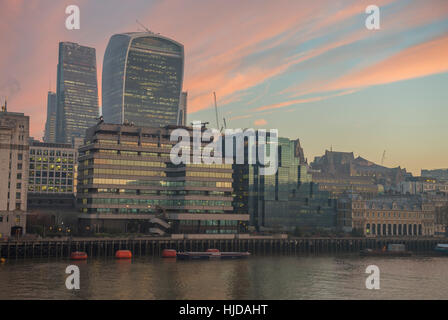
left=174, top=249, right=250, bottom=260
left=434, top=244, right=448, bottom=255
left=360, top=244, right=412, bottom=257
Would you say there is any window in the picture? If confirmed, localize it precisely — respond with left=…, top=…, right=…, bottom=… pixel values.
left=17, top=173, right=22, bottom=180
left=17, top=163, right=22, bottom=170
left=18, top=153, right=23, bottom=161
left=16, top=192, right=21, bottom=199
left=0, top=216, right=3, bottom=223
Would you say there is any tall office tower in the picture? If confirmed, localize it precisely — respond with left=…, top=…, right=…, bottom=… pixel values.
left=102, top=32, right=184, bottom=127
left=0, top=107, right=29, bottom=237
left=44, top=91, right=57, bottom=143
left=56, top=42, right=99, bottom=144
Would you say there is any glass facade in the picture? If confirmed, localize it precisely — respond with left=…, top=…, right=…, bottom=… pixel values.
left=44, top=92, right=57, bottom=143
left=233, top=135, right=336, bottom=232
left=102, top=33, right=184, bottom=127
left=56, top=42, right=99, bottom=144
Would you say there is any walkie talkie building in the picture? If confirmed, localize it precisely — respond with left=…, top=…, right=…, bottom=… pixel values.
left=102, top=32, right=184, bottom=127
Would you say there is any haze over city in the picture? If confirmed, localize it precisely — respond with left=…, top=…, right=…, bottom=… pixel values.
left=1, top=0, right=447, bottom=174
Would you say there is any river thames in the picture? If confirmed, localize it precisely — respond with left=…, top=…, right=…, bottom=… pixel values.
left=0, top=254, right=447, bottom=299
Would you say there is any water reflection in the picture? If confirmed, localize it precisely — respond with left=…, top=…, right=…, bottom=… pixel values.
left=0, top=254, right=447, bottom=300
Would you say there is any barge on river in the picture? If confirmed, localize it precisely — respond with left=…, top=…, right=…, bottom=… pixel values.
left=360, top=244, right=412, bottom=257
left=163, top=248, right=251, bottom=260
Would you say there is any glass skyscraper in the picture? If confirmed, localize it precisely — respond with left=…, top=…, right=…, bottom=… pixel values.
left=55, top=42, right=99, bottom=144
left=102, top=32, right=184, bottom=127
left=44, top=91, right=57, bottom=143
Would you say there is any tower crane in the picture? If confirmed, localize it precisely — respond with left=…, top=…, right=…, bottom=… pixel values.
left=381, top=150, right=386, bottom=166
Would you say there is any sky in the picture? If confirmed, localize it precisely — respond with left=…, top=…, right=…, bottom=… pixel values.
left=0, top=0, right=447, bottom=175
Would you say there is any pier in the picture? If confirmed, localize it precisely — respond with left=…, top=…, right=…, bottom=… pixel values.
left=1, top=235, right=447, bottom=259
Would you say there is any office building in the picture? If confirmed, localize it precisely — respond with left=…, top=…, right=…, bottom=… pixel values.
left=76, top=122, right=248, bottom=234
left=232, top=135, right=336, bottom=232
left=27, top=140, right=78, bottom=204
left=44, top=91, right=57, bottom=143
left=0, top=106, right=29, bottom=237
left=337, top=194, right=435, bottom=236
left=102, top=32, right=184, bottom=127
left=56, top=42, right=99, bottom=143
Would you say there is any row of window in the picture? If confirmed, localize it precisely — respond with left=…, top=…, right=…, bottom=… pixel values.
left=30, top=149, right=74, bottom=157
left=79, top=178, right=232, bottom=188
left=81, top=208, right=225, bottom=214
left=28, top=185, right=73, bottom=193
left=355, top=211, right=430, bottom=218
left=93, top=188, right=227, bottom=196
left=186, top=171, right=233, bottom=178
left=93, top=158, right=166, bottom=168
left=92, top=168, right=166, bottom=177
left=81, top=198, right=232, bottom=207
left=29, top=178, right=73, bottom=186
left=29, top=164, right=74, bottom=171
left=30, top=171, right=74, bottom=178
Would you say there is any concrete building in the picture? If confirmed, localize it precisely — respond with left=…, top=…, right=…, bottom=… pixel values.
left=421, top=169, right=448, bottom=182
left=0, top=106, right=29, bottom=237
left=337, top=194, right=435, bottom=237
left=311, top=150, right=409, bottom=193
left=398, top=177, right=448, bottom=195
left=76, top=122, right=249, bottom=235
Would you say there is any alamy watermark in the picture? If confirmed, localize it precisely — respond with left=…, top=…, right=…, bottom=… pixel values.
left=365, top=265, right=380, bottom=289
left=170, top=121, right=279, bottom=176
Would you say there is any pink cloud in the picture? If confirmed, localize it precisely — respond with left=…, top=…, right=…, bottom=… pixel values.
left=254, top=119, right=267, bottom=126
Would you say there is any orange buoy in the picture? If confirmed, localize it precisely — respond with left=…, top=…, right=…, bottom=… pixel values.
left=162, top=249, right=177, bottom=258
left=206, top=248, right=220, bottom=253
left=115, top=250, right=132, bottom=259
left=70, top=251, right=88, bottom=260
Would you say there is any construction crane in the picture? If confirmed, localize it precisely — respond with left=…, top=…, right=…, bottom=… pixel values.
left=213, top=92, right=221, bottom=131
left=381, top=150, right=386, bottom=166
left=136, top=19, right=153, bottom=34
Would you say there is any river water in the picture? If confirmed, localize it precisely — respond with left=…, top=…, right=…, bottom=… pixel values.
left=0, top=254, right=447, bottom=299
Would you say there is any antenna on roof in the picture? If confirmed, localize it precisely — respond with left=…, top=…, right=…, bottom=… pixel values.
left=136, top=19, right=153, bottom=34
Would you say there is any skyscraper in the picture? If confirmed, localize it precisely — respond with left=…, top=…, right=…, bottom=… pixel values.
left=102, top=32, right=184, bottom=127
left=55, top=42, right=99, bottom=144
left=44, top=91, right=57, bottom=143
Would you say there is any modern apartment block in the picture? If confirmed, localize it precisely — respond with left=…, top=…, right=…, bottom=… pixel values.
left=337, top=194, right=435, bottom=236
left=76, top=122, right=249, bottom=234
left=0, top=107, right=29, bottom=237
left=43, top=91, right=57, bottom=143
left=56, top=42, right=99, bottom=143
left=102, top=32, right=184, bottom=127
